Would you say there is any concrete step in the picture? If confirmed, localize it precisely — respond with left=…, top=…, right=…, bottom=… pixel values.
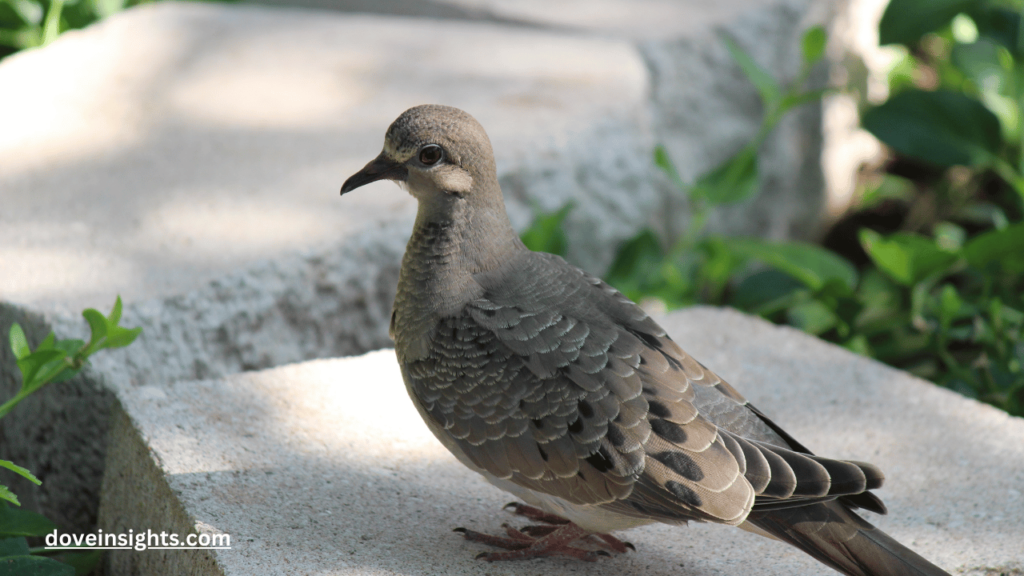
left=0, top=0, right=852, bottom=535
left=101, top=308, right=1024, bottom=575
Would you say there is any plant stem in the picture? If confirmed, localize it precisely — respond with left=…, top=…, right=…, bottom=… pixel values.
left=0, top=390, right=32, bottom=420
left=41, top=0, right=65, bottom=46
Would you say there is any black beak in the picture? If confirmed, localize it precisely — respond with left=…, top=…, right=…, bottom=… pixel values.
left=340, top=152, right=408, bottom=195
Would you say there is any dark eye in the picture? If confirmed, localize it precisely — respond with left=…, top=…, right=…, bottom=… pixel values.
left=419, top=144, right=443, bottom=166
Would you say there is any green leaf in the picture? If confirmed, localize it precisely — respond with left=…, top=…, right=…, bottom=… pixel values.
left=56, top=550, right=102, bottom=576
left=33, top=338, right=85, bottom=386
left=102, top=326, right=141, bottom=350
left=696, top=237, right=746, bottom=303
left=879, top=0, right=978, bottom=46
left=94, top=0, right=126, bottom=18
left=724, top=37, right=781, bottom=107
left=801, top=25, right=827, bottom=64
left=731, top=269, right=805, bottom=313
left=951, top=39, right=1006, bottom=92
left=81, top=309, right=106, bottom=354
left=0, top=462, right=39, bottom=486
left=0, top=505, right=57, bottom=537
left=0, top=536, right=29, bottom=558
left=859, top=229, right=959, bottom=286
left=723, top=238, right=858, bottom=291
left=35, top=333, right=55, bottom=351
left=844, top=334, right=872, bottom=356
left=46, top=368, right=83, bottom=385
left=654, top=145, right=687, bottom=192
left=0, top=555, right=75, bottom=576
left=605, top=229, right=666, bottom=295
left=0, top=487, right=18, bottom=507
left=970, top=7, right=1023, bottom=56
left=8, top=325, right=29, bottom=361
left=520, top=203, right=573, bottom=257
left=16, top=350, right=66, bottom=393
left=938, top=284, right=964, bottom=332
left=692, top=144, right=759, bottom=206
left=4, top=0, right=44, bottom=26
left=862, top=89, right=1002, bottom=167
left=963, top=221, right=1024, bottom=273
left=52, top=339, right=83, bottom=356
left=108, top=295, right=123, bottom=325
left=933, top=221, right=966, bottom=251
left=787, top=300, right=839, bottom=335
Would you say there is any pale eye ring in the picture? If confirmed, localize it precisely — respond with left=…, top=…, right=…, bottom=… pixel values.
left=419, top=144, right=443, bottom=166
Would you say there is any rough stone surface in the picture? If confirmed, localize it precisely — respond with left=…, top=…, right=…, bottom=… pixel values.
left=102, top=308, right=1024, bottom=575
left=0, top=224, right=404, bottom=532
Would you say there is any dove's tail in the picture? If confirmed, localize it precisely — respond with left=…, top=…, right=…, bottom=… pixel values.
left=745, top=500, right=950, bottom=576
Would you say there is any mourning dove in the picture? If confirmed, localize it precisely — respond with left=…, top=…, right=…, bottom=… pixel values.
left=339, top=104, right=950, bottom=576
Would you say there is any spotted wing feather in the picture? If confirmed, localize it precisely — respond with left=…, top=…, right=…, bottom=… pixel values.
left=400, top=252, right=886, bottom=527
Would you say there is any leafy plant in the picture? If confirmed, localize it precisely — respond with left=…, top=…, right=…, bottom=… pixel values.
left=599, top=26, right=833, bottom=309
left=520, top=202, right=573, bottom=257
left=0, top=0, right=237, bottom=60
left=1, top=0, right=126, bottom=58
left=519, top=16, right=1024, bottom=416
left=1, top=296, right=141, bottom=575
left=843, top=0, right=1024, bottom=412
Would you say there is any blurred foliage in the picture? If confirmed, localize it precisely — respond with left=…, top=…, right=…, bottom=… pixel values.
left=0, top=0, right=233, bottom=60
left=520, top=203, right=573, bottom=258
left=0, top=0, right=133, bottom=59
left=521, top=16, right=1024, bottom=416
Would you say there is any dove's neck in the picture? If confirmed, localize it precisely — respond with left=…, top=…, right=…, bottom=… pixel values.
left=392, top=193, right=523, bottom=359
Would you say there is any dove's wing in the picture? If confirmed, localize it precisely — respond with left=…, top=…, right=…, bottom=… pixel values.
left=401, top=251, right=882, bottom=526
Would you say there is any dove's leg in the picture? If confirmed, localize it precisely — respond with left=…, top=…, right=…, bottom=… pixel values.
left=456, top=522, right=608, bottom=562
left=506, top=502, right=635, bottom=554
left=503, top=502, right=569, bottom=524
left=452, top=503, right=634, bottom=561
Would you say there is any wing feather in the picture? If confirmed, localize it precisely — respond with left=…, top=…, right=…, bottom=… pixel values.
left=399, top=251, right=887, bottom=527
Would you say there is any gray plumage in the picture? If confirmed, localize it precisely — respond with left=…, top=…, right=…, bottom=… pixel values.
left=340, top=104, right=950, bottom=576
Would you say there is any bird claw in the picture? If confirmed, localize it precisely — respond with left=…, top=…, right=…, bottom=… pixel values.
left=454, top=507, right=631, bottom=562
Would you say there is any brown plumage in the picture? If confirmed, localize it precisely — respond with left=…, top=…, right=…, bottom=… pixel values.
left=340, top=104, right=951, bottom=575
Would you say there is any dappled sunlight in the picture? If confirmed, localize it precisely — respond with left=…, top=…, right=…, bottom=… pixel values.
left=133, top=351, right=450, bottom=480
left=0, top=246, right=135, bottom=307
left=245, top=350, right=448, bottom=465
left=168, top=62, right=365, bottom=130
left=0, top=5, right=192, bottom=174
left=139, top=196, right=339, bottom=258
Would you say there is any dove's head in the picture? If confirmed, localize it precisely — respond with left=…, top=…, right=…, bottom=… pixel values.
left=340, top=105, right=499, bottom=209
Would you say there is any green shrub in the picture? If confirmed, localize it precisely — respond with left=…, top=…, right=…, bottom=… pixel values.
left=521, top=17, right=1024, bottom=416
left=1, top=297, right=141, bottom=576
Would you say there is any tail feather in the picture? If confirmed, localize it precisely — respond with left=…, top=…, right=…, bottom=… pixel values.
left=746, top=501, right=949, bottom=576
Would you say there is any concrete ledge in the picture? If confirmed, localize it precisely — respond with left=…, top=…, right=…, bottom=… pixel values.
left=102, top=308, right=1024, bottom=575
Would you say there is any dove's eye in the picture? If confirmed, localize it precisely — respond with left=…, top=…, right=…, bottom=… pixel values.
left=419, top=144, right=443, bottom=166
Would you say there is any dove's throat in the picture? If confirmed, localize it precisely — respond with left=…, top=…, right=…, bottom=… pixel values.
left=392, top=192, right=522, bottom=360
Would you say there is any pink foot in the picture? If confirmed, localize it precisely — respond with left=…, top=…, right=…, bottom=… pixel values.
left=451, top=502, right=635, bottom=562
